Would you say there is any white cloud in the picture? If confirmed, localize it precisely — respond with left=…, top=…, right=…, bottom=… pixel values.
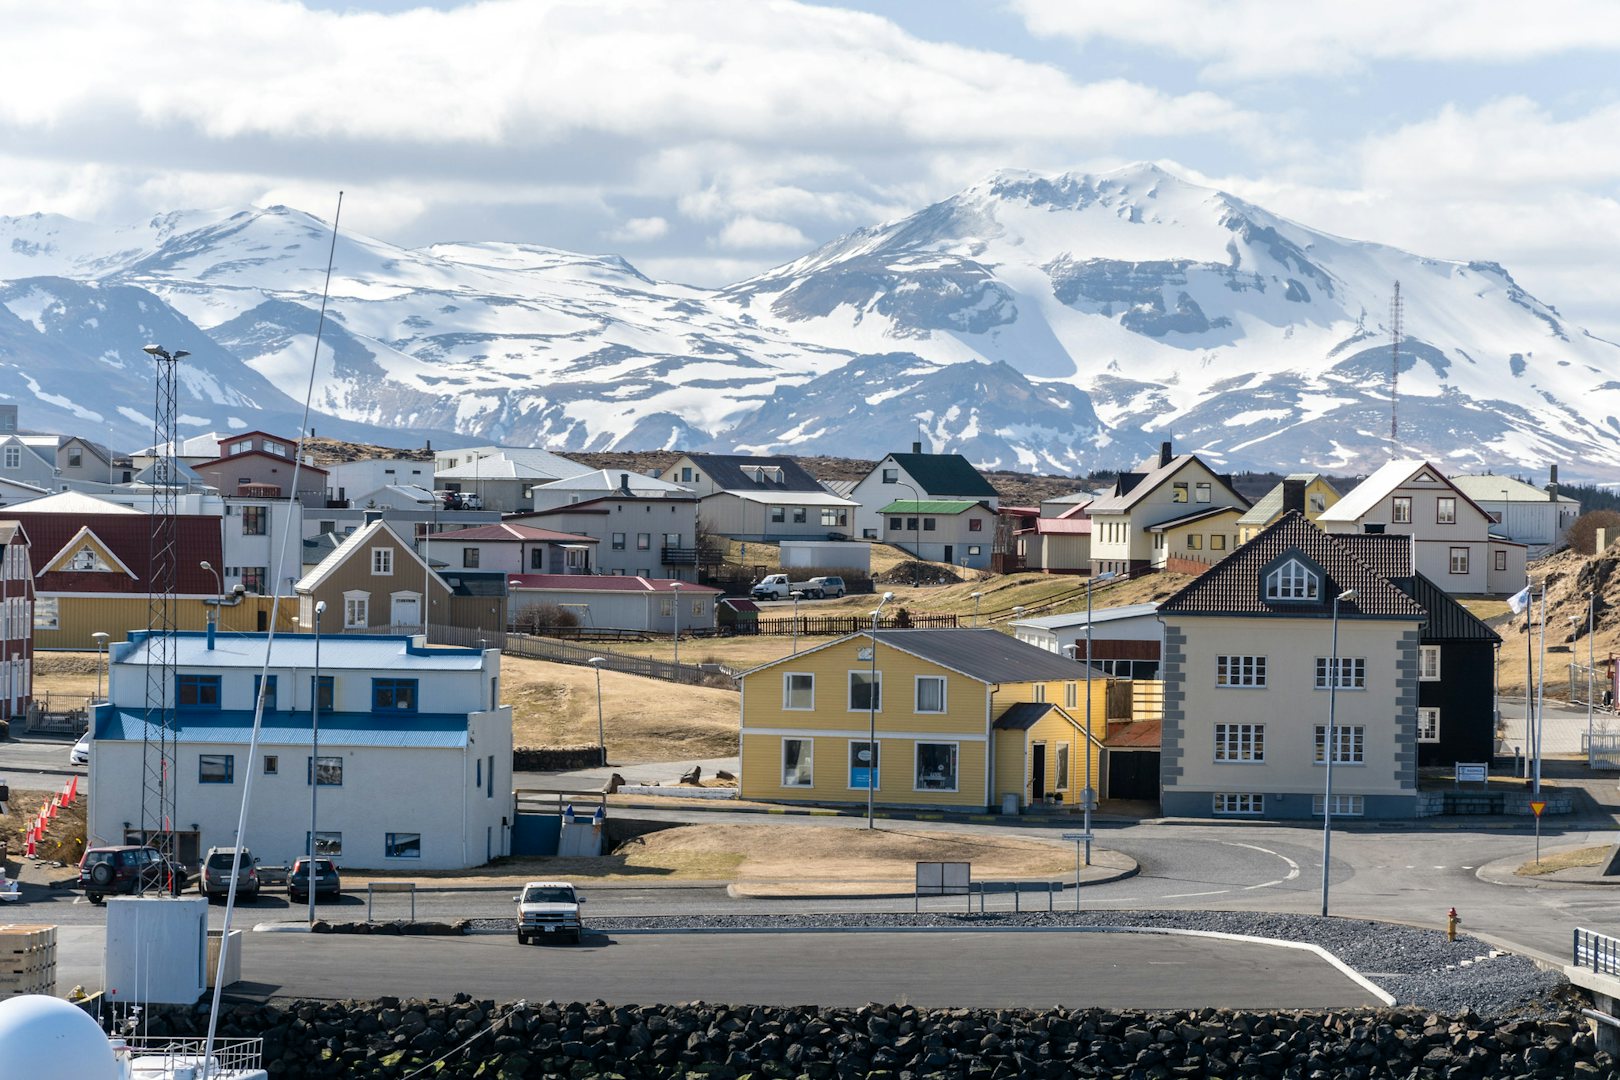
left=605, top=216, right=670, bottom=243
left=715, top=216, right=814, bottom=251
left=1010, top=0, right=1620, bottom=79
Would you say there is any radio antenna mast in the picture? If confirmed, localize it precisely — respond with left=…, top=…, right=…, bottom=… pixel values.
left=1389, top=280, right=1403, bottom=455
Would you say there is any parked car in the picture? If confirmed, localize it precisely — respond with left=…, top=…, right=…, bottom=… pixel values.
left=200, top=846, right=260, bottom=902
left=78, top=846, right=188, bottom=904
left=514, top=880, right=585, bottom=944
left=69, top=731, right=91, bottom=766
left=806, top=575, right=847, bottom=598
left=750, top=573, right=829, bottom=600
left=288, top=857, right=342, bottom=903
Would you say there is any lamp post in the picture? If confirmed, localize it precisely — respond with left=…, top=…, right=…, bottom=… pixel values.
left=970, top=591, right=983, bottom=628
left=587, top=657, right=607, bottom=766
left=670, top=581, right=684, bottom=673
left=308, top=600, right=326, bottom=927
left=1589, top=591, right=1597, bottom=766
left=790, top=591, right=804, bottom=655
left=92, top=631, right=110, bottom=702
left=1321, top=586, right=1358, bottom=917
left=1078, top=571, right=1117, bottom=863
left=200, top=560, right=222, bottom=630
left=867, top=590, right=895, bottom=830
left=898, top=481, right=921, bottom=560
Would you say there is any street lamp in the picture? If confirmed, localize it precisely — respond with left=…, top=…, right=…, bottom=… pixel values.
left=866, top=590, right=895, bottom=830
left=970, top=591, right=983, bottom=628
left=670, top=581, right=684, bottom=673
left=1321, top=586, right=1358, bottom=917
left=200, top=560, right=222, bottom=631
left=1075, top=570, right=1118, bottom=863
left=896, top=481, right=921, bottom=559
left=790, top=591, right=804, bottom=655
left=308, top=600, right=326, bottom=927
left=91, top=631, right=110, bottom=702
left=587, top=657, right=607, bottom=766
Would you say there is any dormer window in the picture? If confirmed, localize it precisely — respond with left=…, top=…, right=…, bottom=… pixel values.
left=1265, top=559, right=1319, bottom=601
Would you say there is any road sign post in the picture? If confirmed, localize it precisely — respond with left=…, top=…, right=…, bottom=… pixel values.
left=1061, top=832, right=1093, bottom=911
left=1531, top=800, right=1546, bottom=864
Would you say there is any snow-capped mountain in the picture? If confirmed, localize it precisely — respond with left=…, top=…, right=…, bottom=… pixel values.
left=1, top=162, right=1616, bottom=477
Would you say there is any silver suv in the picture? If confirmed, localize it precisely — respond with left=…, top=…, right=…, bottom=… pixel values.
left=808, top=575, right=846, bottom=598
left=200, top=846, right=260, bottom=902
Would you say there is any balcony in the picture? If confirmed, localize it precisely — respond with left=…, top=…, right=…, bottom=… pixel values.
left=661, top=546, right=698, bottom=566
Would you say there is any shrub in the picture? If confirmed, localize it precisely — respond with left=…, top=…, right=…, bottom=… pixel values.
left=1569, top=510, right=1620, bottom=555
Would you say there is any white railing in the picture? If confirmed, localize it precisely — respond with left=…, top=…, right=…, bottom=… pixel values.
left=114, top=1035, right=264, bottom=1075
left=1574, top=927, right=1620, bottom=976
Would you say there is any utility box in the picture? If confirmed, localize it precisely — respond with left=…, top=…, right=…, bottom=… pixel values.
left=105, top=898, right=207, bottom=1004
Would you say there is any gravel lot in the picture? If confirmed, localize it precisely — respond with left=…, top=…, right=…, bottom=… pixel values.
left=465, top=910, right=1569, bottom=1019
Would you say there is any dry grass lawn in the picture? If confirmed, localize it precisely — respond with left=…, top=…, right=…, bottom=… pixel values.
left=31, top=651, right=103, bottom=707
left=1516, top=843, right=1612, bottom=877
left=503, top=655, right=737, bottom=763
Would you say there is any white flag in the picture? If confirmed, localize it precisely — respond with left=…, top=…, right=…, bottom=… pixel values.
left=1506, top=584, right=1531, bottom=615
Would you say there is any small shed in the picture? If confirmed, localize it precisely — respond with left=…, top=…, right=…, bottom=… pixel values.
left=717, top=597, right=759, bottom=635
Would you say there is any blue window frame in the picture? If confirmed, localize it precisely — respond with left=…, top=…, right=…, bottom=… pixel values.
left=372, top=678, right=418, bottom=713
left=199, top=754, right=234, bottom=783
left=312, top=675, right=333, bottom=712
left=254, top=674, right=277, bottom=711
left=385, top=832, right=421, bottom=859
left=176, top=674, right=221, bottom=710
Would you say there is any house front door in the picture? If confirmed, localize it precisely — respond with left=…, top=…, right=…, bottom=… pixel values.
left=391, top=594, right=420, bottom=628
left=943, top=545, right=954, bottom=564
left=1030, top=743, right=1047, bottom=803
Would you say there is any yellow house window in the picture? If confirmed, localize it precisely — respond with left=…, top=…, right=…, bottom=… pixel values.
left=1064, top=682, right=1077, bottom=708
left=1055, top=743, right=1070, bottom=791
left=914, top=743, right=958, bottom=792
left=782, top=739, right=814, bottom=786
left=1032, top=684, right=1046, bottom=703
left=848, top=671, right=881, bottom=712
left=849, top=741, right=879, bottom=789
left=914, top=676, right=946, bottom=714
left=783, top=673, right=814, bottom=710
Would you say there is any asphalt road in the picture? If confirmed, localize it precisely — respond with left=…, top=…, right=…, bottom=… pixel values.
left=57, top=928, right=1381, bottom=1010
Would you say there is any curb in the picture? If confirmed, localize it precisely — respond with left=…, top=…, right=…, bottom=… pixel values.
left=1474, top=851, right=1620, bottom=890
left=612, top=800, right=1141, bottom=829
left=724, top=858, right=1140, bottom=901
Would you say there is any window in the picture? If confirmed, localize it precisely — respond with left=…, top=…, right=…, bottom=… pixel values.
left=1418, top=707, right=1441, bottom=743
left=849, top=671, right=881, bottom=712
left=2, top=446, right=18, bottom=469
left=792, top=507, right=807, bottom=524
left=1211, top=534, right=1227, bottom=550
left=915, top=675, right=946, bottom=714
left=821, top=509, right=841, bottom=527
left=770, top=507, right=785, bottom=523
left=1033, top=684, right=1046, bottom=703
left=968, top=545, right=981, bottom=556
left=1172, top=482, right=1188, bottom=503
left=177, top=674, right=221, bottom=710
left=265, top=440, right=286, bottom=457
left=1314, top=725, right=1365, bottom=764
left=67, top=447, right=83, bottom=468
left=529, top=548, right=547, bottom=570
left=463, top=547, right=480, bottom=568
left=1216, top=655, right=1267, bottom=687
left=611, top=532, right=626, bottom=550
left=308, top=832, right=342, bottom=856
left=1449, top=547, right=1469, bottom=574
left=659, top=597, right=674, bottom=617
left=922, top=517, right=936, bottom=531
left=915, top=743, right=958, bottom=791
left=34, top=596, right=58, bottom=630
left=263, top=755, right=279, bottom=775
left=783, top=739, right=813, bottom=786
left=783, top=673, right=814, bottom=710
left=906, top=517, right=919, bottom=532
left=1213, top=793, right=1263, bottom=816
left=849, top=741, right=879, bottom=789
left=385, top=833, right=421, bottom=859
left=1392, top=496, right=1412, bottom=524
left=199, top=754, right=234, bottom=783
left=343, top=593, right=369, bottom=629
left=372, top=678, right=418, bottom=712
left=1265, top=559, right=1318, bottom=600
left=241, top=505, right=267, bottom=535
left=240, top=566, right=267, bottom=594
left=1419, top=646, right=1441, bottom=681
left=1312, top=794, right=1364, bottom=816
left=371, top=547, right=393, bottom=575
left=1054, top=743, right=1070, bottom=791
left=882, top=468, right=898, bottom=483
left=889, top=517, right=903, bottom=531
left=1437, top=497, right=1457, bottom=524
left=1494, top=550, right=1507, bottom=571
left=1064, top=682, right=1077, bottom=708
left=1187, top=534, right=1202, bottom=550
left=1195, top=482, right=1211, bottom=503
left=1309, top=492, right=1327, bottom=513
left=1314, top=657, right=1366, bottom=689
left=681, top=467, right=693, bottom=482
left=308, top=756, right=343, bottom=785
left=1214, top=724, right=1265, bottom=762
left=254, top=674, right=278, bottom=711
left=637, top=533, right=651, bottom=549
left=968, top=518, right=983, bottom=532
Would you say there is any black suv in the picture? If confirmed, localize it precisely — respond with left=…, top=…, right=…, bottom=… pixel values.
left=78, top=846, right=188, bottom=904
left=288, top=857, right=342, bottom=903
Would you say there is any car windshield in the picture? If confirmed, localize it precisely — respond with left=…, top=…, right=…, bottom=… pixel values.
left=523, top=886, right=575, bottom=904
left=295, top=859, right=336, bottom=874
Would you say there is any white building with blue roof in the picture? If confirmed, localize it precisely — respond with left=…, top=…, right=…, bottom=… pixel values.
left=89, top=629, right=513, bottom=871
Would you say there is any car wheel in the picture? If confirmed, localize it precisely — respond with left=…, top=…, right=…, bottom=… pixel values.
left=517, top=933, right=529, bottom=945
left=87, top=893, right=103, bottom=905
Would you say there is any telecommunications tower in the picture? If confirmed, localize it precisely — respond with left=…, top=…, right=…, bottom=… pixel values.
left=1389, top=281, right=1403, bottom=455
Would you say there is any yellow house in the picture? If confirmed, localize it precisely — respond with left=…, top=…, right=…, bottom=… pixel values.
left=739, top=628, right=1107, bottom=813
left=1237, top=474, right=1341, bottom=543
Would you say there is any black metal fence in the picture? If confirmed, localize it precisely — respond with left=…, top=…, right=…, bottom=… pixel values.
left=755, top=613, right=960, bottom=636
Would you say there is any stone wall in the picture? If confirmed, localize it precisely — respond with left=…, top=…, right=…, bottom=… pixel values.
left=513, top=745, right=604, bottom=771
left=125, top=996, right=1608, bottom=1078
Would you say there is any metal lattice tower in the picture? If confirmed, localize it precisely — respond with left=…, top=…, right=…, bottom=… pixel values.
left=139, top=343, right=186, bottom=890
left=1389, top=280, right=1403, bottom=455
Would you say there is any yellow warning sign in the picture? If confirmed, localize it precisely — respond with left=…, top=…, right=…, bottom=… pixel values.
left=1530, top=801, right=1547, bottom=817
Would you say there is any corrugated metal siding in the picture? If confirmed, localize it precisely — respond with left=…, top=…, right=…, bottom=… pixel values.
left=96, top=708, right=468, bottom=747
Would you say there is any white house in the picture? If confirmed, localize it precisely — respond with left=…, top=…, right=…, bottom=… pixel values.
left=324, top=458, right=435, bottom=505
left=1451, top=471, right=1579, bottom=557
left=658, top=454, right=856, bottom=542
left=1011, top=603, right=1164, bottom=680
left=527, top=469, right=692, bottom=513
left=88, top=630, right=513, bottom=870
left=877, top=499, right=998, bottom=569
left=507, top=574, right=721, bottom=634
left=848, top=445, right=999, bottom=540
left=429, top=522, right=598, bottom=576
left=510, top=494, right=703, bottom=579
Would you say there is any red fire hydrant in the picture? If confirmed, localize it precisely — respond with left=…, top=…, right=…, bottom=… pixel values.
left=1447, top=907, right=1460, bottom=942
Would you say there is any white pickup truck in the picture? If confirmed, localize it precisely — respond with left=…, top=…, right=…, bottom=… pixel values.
left=514, top=880, right=585, bottom=944
left=750, top=574, right=846, bottom=600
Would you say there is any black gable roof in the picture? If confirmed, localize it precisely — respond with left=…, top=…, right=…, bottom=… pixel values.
left=1399, top=574, right=1502, bottom=642
left=682, top=454, right=827, bottom=493
left=1158, top=510, right=1424, bottom=620
left=888, top=452, right=997, bottom=499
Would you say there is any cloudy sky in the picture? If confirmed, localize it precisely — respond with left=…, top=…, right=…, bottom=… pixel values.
left=7, top=0, right=1620, bottom=332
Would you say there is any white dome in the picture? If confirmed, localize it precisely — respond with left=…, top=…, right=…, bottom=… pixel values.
left=0, top=994, right=119, bottom=1079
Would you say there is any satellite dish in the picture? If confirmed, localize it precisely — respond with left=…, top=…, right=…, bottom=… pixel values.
left=0, top=994, right=119, bottom=1079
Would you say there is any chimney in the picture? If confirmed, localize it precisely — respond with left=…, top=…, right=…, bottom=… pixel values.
left=912, top=441, right=922, bottom=454
left=1159, top=441, right=1173, bottom=468
left=1281, top=478, right=1307, bottom=516
left=620, top=472, right=632, bottom=495
left=206, top=620, right=215, bottom=651
left=1548, top=464, right=1559, bottom=502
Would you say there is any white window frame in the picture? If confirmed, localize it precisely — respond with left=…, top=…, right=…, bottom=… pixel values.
left=1265, top=559, right=1319, bottom=600
left=1419, top=645, right=1441, bottom=681
left=342, top=590, right=370, bottom=630
left=34, top=596, right=59, bottom=631
left=1312, top=793, right=1364, bottom=816
left=1436, top=496, right=1457, bottom=524
left=1494, top=549, right=1507, bottom=571
left=1214, top=723, right=1265, bottom=763
left=1418, top=707, right=1441, bottom=743
left=1449, top=546, right=1470, bottom=574
left=1054, top=742, right=1070, bottom=792
left=1314, top=725, right=1366, bottom=764
left=914, top=675, right=947, bottom=715
left=1032, top=684, right=1046, bottom=703
left=1, top=446, right=18, bottom=469
left=1064, top=682, right=1077, bottom=708
left=1391, top=496, right=1412, bottom=524
left=1213, top=793, right=1263, bottom=816
left=1314, top=657, right=1367, bottom=689
left=1195, top=481, right=1211, bottom=503
left=913, top=741, right=959, bottom=792
left=782, top=738, right=814, bottom=787
left=848, top=670, right=882, bottom=713
left=371, top=547, right=393, bottom=575
left=848, top=739, right=880, bottom=791
left=1216, top=655, right=1267, bottom=687
left=782, top=672, right=814, bottom=711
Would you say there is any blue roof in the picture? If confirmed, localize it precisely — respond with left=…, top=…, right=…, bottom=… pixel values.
left=94, top=708, right=469, bottom=749
left=112, top=631, right=487, bottom=672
